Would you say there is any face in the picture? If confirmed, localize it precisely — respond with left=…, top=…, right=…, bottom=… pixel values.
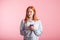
left=27, top=8, right=34, bottom=18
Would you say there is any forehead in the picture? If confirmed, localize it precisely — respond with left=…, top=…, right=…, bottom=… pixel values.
left=28, top=8, right=33, bottom=11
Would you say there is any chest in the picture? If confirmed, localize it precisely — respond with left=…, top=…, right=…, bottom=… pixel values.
left=24, top=21, right=39, bottom=30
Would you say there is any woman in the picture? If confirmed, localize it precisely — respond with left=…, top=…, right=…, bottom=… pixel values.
left=20, top=6, right=43, bottom=40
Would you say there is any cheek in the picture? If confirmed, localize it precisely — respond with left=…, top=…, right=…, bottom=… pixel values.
left=31, top=12, right=34, bottom=16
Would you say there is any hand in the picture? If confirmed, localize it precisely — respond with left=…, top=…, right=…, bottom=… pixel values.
left=29, top=26, right=34, bottom=31
left=23, top=30, right=26, bottom=32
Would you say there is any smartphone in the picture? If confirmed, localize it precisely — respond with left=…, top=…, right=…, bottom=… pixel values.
left=30, top=24, right=34, bottom=27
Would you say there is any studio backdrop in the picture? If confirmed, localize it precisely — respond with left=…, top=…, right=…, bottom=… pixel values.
left=0, top=0, right=60, bottom=40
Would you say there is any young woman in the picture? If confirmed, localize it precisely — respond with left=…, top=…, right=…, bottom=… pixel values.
left=20, top=6, right=43, bottom=40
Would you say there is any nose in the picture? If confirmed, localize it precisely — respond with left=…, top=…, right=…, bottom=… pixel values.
left=29, top=12, right=31, bottom=15
left=29, top=11, right=32, bottom=15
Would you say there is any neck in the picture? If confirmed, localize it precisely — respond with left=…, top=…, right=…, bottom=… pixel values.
left=28, top=17, right=33, bottom=21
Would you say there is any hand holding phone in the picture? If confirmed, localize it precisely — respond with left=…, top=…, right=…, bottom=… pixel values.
left=29, top=24, right=34, bottom=31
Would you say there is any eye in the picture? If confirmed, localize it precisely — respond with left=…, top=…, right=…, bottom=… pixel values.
left=29, top=11, right=32, bottom=13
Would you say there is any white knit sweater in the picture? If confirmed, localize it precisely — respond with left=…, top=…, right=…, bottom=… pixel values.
left=20, top=19, right=43, bottom=40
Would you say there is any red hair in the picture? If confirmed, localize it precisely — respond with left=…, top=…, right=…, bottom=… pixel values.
left=24, top=6, right=38, bottom=23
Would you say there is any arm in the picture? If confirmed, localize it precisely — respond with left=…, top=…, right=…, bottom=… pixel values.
left=33, top=20, right=43, bottom=36
left=20, top=20, right=25, bottom=36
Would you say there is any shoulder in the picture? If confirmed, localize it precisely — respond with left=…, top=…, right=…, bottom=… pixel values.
left=35, top=19, right=41, bottom=23
left=21, top=19, right=25, bottom=24
left=34, top=19, right=42, bottom=25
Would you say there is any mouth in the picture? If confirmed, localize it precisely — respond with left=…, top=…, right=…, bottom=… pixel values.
left=28, top=15, right=31, bottom=18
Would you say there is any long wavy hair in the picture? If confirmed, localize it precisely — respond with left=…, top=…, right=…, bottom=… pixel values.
left=24, top=6, right=38, bottom=23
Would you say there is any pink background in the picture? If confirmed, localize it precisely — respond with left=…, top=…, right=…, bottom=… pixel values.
left=0, top=0, right=60, bottom=40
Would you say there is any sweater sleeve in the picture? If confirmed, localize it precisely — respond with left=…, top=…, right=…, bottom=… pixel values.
left=33, top=20, right=43, bottom=36
left=20, top=20, right=25, bottom=36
